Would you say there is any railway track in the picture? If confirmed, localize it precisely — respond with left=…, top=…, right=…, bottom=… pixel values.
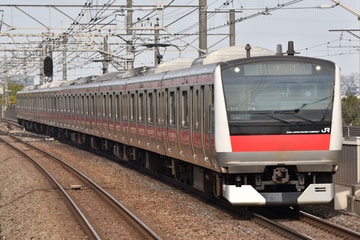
left=0, top=132, right=164, bottom=240
left=298, top=210, right=360, bottom=239
left=253, top=208, right=360, bottom=240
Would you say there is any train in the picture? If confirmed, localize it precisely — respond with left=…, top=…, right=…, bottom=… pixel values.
left=16, top=43, right=343, bottom=206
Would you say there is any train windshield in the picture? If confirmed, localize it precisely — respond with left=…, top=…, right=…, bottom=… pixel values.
left=221, top=58, right=335, bottom=135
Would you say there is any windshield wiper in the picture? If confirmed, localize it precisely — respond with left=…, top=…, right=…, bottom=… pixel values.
left=250, top=112, right=290, bottom=124
left=271, top=109, right=317, bottom=124
left=298, top=96, right=331, bottom=110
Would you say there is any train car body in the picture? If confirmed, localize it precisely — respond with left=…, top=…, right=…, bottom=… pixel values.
left=16, top=45, right=342, bottom=206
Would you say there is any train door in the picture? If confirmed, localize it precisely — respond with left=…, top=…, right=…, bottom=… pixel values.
left=62, top=95, right=66, bottom=127
left=192, top=85, right=206, bottom=164
left=64, top=94, right=69, bottom=128
left=129, top=91, right=138, bottom=145
left=146, top=90, right=158, bottom=152
left=157, top=89, right=166, bottom=155
left=71, top=94, right=76, bottom=129
left=57, top=94, right=63, bottom=127
left=108, top=92, right=115, bottom=137
left=96, top=92, right=102, bottom=135
left=89, top=93, right=97, bottom=134
left=115, top=93, right=122, bottom=140
left=137, top=90, right=146, bottom=147
left=79, top=94, right=85, bottom=131
left=101, top=92, right=107, bottom=136
left=204, top=84, right=215, bottom=166
left=166, top=87, right=181, bottom=158
left=159, top=88, right=169, bottom=155
left=84, top=93, right=90, bottom=132
left=121, top=92, right=129, bottom=144
left=179, top=86, right=192, bottom=160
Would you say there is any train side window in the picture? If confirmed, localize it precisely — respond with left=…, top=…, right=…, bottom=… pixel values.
left=72, top=95, right=75, bottom=114
left=96, top=94, right=99, bottom=117
left=50, top=96, right=52, bottom=111
left=181, top=90, right=189, bottom=128
left=77, top=95, right=80, bottom=114
left=69, top=95, right=72, bottom=113
left=56, top=96, right=58, bottom=112
left=90, top=95, right=94, bottom=116
left=102, top=94, right=106, bottom=118
left=130, top=92, right=136, bottom=121
left=48, top=96, right=50, bottom=111
left=115, top=93, right=121, bottom=120
left=109, top=93, right=113, bottom=118
left=73, top=95, right=76, bottom=114
left=64, top=95, right=67, bottom=113
left=138, top=92, right=144, bottom=122
left=61, top=96, right=64, bottom=113
left=81, top=95, right=84, bottom=115
left=147, top=91, right=154, bottom=123
left=64, top=96, right=67, bottom=112
left=158, top=91, right=164, bottom=126
left=85, top=95, right=89, bottom=115
left=123, top=93, right=128, bottom=121
left=169, top=90, right=176, bottom=126
left=51, top=96, right=55, bottom=112
left=194, top=88, right=200, bottom=130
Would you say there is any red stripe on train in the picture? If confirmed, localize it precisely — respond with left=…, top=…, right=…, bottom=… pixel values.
left=230, top=134, right=330, bottom=152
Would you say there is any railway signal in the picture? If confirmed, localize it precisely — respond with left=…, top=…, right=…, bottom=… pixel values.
left=43, top=56, right=53, bottom=77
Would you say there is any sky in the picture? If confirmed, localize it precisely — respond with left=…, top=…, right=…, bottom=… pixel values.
left=0, top=0, right=360, bottom=82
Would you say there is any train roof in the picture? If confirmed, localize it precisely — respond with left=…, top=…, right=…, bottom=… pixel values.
left=153, top=58, right=194, bottom=73
left=192, top=45, right=275, bottom=66
left=19, top=45, right=275, bottom=93
left=18, top=61, right=219, bottom=94
left=153, top=45, right=275, bottom=73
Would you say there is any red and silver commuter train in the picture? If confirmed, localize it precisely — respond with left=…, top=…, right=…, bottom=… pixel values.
left=16, top=44, right=342, bottom=206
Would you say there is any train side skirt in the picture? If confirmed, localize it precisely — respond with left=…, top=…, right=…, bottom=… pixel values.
left=223, top=183, right=334, bottom=205
left=222, top=184, right=266, bottom=205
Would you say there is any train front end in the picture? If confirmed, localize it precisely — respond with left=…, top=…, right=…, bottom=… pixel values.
left=214, top=56, right=342, bottom=206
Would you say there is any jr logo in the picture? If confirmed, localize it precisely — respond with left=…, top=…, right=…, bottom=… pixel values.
left=321, top=127, right=331, bottom=133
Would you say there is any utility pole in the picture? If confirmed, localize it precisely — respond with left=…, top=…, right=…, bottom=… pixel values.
left=199, top=0, right=207, bottom=56
left=229, top=9, right=235, bottom=46
left=102, top=36, right=109, bottom=74
left=126, top=0, right=134, bottom=70
left=154, top=18, right=161, bottom=66
left=62, top=34, right=68, bottom=80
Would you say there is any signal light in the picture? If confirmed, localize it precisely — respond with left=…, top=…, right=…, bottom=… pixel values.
left=44, top=56, right=53, bottom=77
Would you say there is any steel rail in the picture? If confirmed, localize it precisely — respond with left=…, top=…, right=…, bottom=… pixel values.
left=0, top=135, right=102, bottom=240
left=300, top=210, right=360, bottom=240
left=1, top=133, right=163, bottom=240
left=252, top=212, right=313, bottom=240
